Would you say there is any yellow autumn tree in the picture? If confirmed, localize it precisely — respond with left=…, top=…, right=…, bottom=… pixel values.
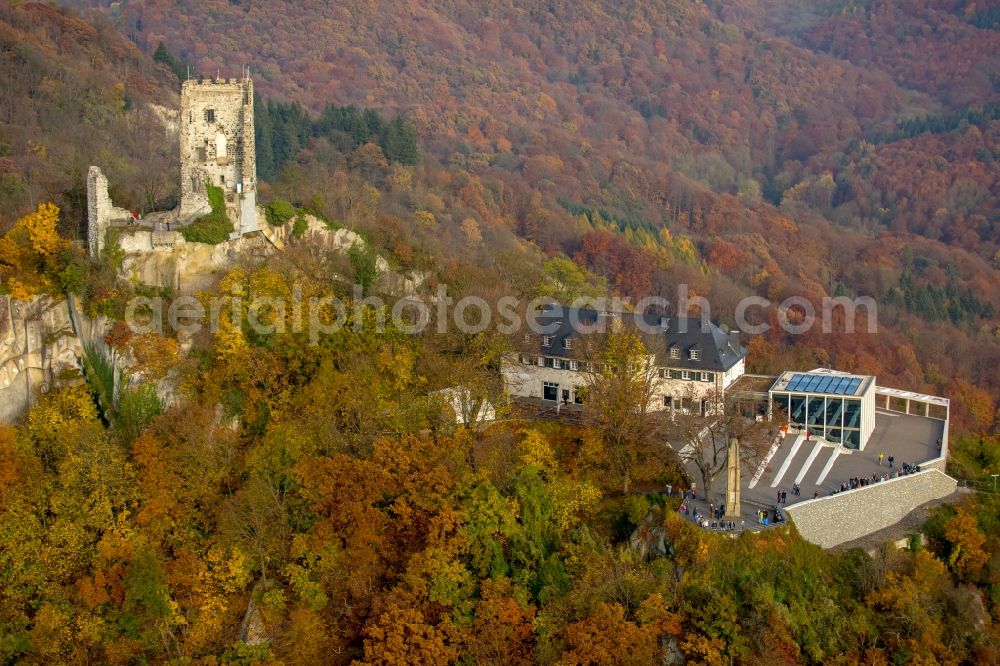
left=0, top=202, right=70, bottom=300
left=943, top=508, right=989, bottom=582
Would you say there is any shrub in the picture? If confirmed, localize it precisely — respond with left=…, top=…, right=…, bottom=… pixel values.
left=292, top=214, right=309, bottom=238
left=348, top=244, right=379, bottom=292
left=265, top=200, right=297, bottom=227
left=180, top=183, right=233, bottom=244
left=116, top=382, right=162, bottom=443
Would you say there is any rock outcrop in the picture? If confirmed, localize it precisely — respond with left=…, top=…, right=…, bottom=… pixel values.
left=0, top=296, right=84, bottom=422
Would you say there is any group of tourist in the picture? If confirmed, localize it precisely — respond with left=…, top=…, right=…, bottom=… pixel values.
left=678, top=502, right=739, bottom=531
left=832, top=462, right=922, bottom=495
left=756, top=508, right=782, bottom=526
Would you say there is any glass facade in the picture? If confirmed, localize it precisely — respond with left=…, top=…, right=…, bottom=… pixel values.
left=772, top=392, right=864, bottom=449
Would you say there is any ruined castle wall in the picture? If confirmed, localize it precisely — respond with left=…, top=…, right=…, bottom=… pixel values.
left=86, top=166, right=131, bottom=258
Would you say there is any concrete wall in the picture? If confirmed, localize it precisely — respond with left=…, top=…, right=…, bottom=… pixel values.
left=785, top=468, right=957, bottom=549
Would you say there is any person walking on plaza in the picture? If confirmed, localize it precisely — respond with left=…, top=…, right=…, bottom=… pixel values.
left=878, top=451, right=885, bottom=466
left=888, top=455, right=894, bottom=469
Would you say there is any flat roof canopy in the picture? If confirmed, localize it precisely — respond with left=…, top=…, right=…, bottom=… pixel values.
left=770, top=369, right=874, bottom=397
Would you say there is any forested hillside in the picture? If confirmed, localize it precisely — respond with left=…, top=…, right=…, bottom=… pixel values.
left=0, top=2, right=177, bottom=238
left=58, top=0, right=1000, bottom=430
left=0, top=2, right=997, bottom=663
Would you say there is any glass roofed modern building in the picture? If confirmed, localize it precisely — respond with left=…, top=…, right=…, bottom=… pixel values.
left=768, top=369, right=876, bottom=450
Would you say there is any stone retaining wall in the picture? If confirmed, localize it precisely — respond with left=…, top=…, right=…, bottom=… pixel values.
left=785, top=468, right=957, bottom=549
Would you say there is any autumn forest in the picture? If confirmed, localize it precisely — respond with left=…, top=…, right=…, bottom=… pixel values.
left=0, top=0, right=998, bottom=664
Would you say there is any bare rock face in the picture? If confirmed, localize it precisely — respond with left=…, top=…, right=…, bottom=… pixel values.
left=116, top=211, right=428, bottom=297
left=629, top=506, right=670, bottom=561
left=116, top=227, right=276, bottom=293
left=239, top=579, right=279, bottom=646
left=0, top=296, right=84, bottom=422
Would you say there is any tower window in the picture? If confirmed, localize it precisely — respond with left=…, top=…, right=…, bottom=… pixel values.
left=205, top=108, right=215, bottom=123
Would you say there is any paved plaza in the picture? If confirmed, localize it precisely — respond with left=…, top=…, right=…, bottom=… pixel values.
left=670, top=410, right=946, bottom=531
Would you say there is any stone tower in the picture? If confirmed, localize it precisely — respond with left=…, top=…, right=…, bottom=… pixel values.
left=178, top=75, right=258, bottom=233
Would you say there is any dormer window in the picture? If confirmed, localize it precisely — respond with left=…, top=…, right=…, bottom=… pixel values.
left=670, top=347, right=680, bottom=359
left=542, top=335, right=553, bottom=347
left=562, top=338, right=573, bottom=350
left=689, top=349, right=701, bottom=361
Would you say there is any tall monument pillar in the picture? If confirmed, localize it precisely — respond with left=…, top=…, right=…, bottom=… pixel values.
left=724, top=437, right=741, bottom=519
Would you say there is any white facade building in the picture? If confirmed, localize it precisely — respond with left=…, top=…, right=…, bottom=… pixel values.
left=503, top=306, right=748, bottom=415
left=768, top=368, right=876, bottom=450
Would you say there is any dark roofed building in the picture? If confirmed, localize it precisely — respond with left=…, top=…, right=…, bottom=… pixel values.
left=505, top=305, right=748, bottom=414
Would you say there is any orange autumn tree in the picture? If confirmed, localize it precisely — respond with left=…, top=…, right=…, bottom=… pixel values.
left=560, top=595, right=681, bottom=666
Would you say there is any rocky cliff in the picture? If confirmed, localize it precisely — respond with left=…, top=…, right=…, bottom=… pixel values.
left=0, top=296, right=85, bottom=422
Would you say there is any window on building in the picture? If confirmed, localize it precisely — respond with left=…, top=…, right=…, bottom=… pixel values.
left=562, top=338, right=573, bottom=350
left=537, top=356, right=545, bottom=367
left=663, top=395, right=673, bottom=408
left=553, top=359, right=562, bottom=370
left=701, top=372, right=713, bottom=382
left=523, top=333, right=531, bottom=343
left=520, top=354, right=533, bottom=365
left=543, top=382, right=559, bottom=401
left=689, top=349, right=701, bottom=360
left=844, top=399, right=861, bottom=429
left=573, top=387, right=585, bottom=404
left=544, top=357, right=555, bottom=368
left=204, top=108, right=215, bottom=123
left=790, top=395, right=806, bottom=426
left=542, top=335, right=553, bottom=347
left=569, top=360, right=580, bottom=371
left=681, top=370, right=692, bottom=380
left=669, top=347, right=680, bottom=359
left=658, top=368, right=667, bottom=379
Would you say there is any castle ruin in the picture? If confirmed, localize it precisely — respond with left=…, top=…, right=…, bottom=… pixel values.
left=86, top=166, right=132, bottom=257
left=87, top=73, right=259, bottom=258
left=179, top=76, right=258, bottom=234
